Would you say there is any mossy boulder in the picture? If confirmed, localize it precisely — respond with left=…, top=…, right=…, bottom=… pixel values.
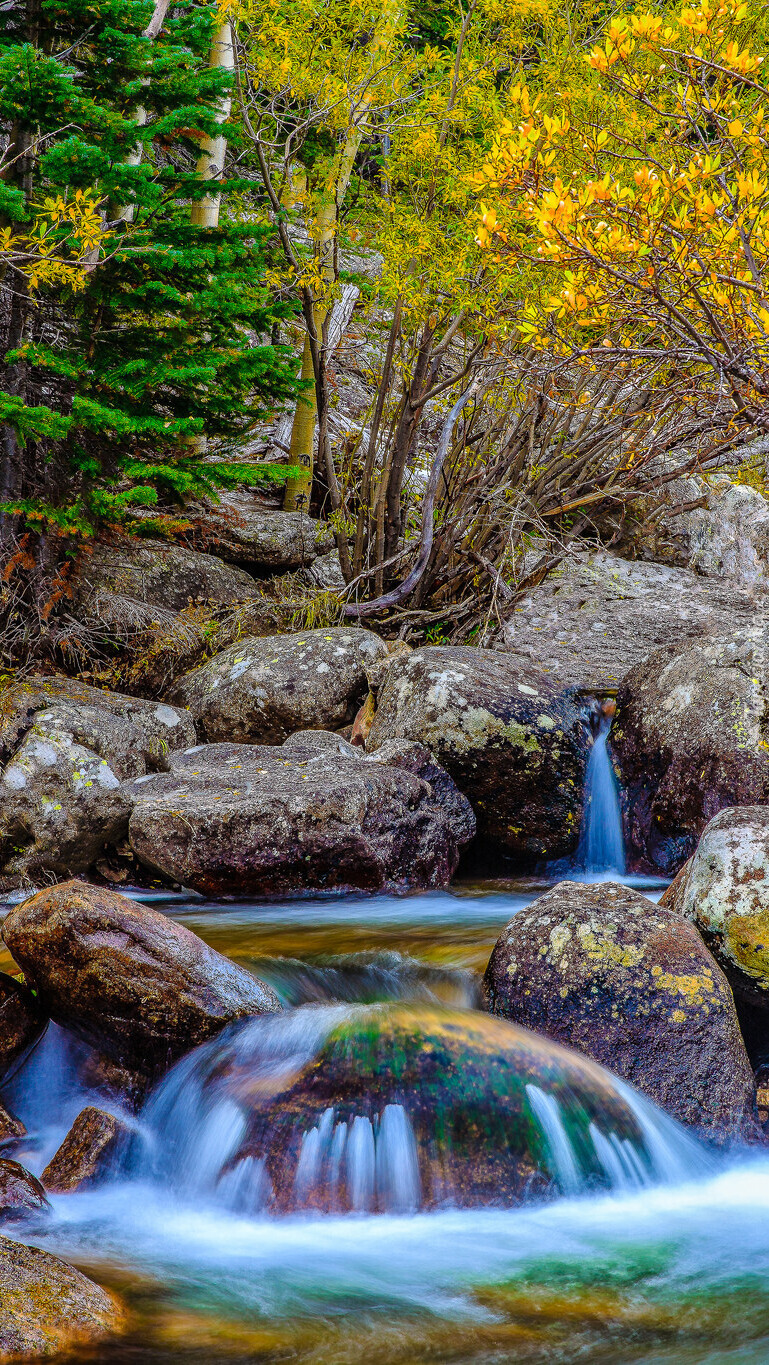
left=366, top=646, right=589, bottom=861
left=612, top=630, right=769, bottom=874
left=126, top=730, right=475, bottom=896
left=0, top=1236, right=123, bottom=1360
left=76, top=534, right=259, bottom=614
left=169, top=626, right=387, bottom=744
left=482, top=880, right=755, bottom=1139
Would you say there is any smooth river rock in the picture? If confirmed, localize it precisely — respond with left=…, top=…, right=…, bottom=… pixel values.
left=170, top=626, right=388, bottom=744
left=0, top=973, right=44, bottom=1084
left=0, top=1235, right=123, bottom=1360
left=612, top=629, right=769, bottom=874
left=483, top=881, right=756, bottom=1139
left=42, top=1106, right=131, bottom=1194
left=0, top=676, right=195, bottom=888
left=0, top=1160, right=50, bottom=1223
left=127, top=731, right=476, bottom=897
left=1, top=882, right=280, bottom=1080
left=189, top=490, right=335, bottom=569
left=366, top=646, right=589, bottom=861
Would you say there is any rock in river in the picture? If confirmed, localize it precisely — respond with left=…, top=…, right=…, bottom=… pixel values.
left=0, top=1160, right=50, bottom=1223
left=170, top=626, right=387, bottom=744
left=366, top=646, right=589, bottom=861
left=42, top=1106, right=131, bottom=1194
left=0, top=1235, right=123, bottom=1360
left=483, top=880, right=756, bottom=1139
left=612, top=629, right=769, bottom=874
left=1, top=881, right=280, bottom=1081
left=0, top=973, right=44, bottom=1085
left=127, top=730, right=476, bottom=896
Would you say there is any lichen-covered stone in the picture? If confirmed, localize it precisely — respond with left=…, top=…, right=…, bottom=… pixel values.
left=189, top=491, right=335, bottom=570
left=483, top=880, right=756, bottom=1139
left=170, top=627, right=388, bottom=745
left=0, top=973, right=44, bottom=1084
left=42, top=1106, right=130, bottom=1194
left=0, top=1160, right=50, bottom=1222
left=76, top=534, right=259, bottom=614
left=127, top=731, right=475, bottom=897
left=0, top=1235, right=123, bottom=1359
left=1, top=881, right=280, bottom=1081
left=366, top=646, right=589, bottom=861
left=612, top=630, right=769, bottom=874
left=0, top=676, right=195, bottom=888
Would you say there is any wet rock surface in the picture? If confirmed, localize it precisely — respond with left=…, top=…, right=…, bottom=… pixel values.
left=170, top=626, right=388, bottom=744
left=498, top=550, right=763, bottom=691
left=1, top=881, right=280, bottom=1080
left=366, top=646, right=589, bottom=861
left=76, top=534, right=259, bottom=614
left=42, top=1106, right=131, bottom=1194
left=482, top=880, right=756, bottom=1138
left=0, top=1235, right=123, bottom=1360
left=0, top=973, right=44, bottom=1085
left=127, top=731, right=475, bottom=897
left=0, top=1104, right=24, bottom=1145
left=0, top=676, right=195, bottom=887
left=612, top=630, right=769, bottom=874
left=189, top=491, right=335, bottom=570
left=0, top=1159, right=50, bottom=1222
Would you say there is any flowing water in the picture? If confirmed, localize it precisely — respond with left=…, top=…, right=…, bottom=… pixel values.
left=577, top=709, right=626, bottom=875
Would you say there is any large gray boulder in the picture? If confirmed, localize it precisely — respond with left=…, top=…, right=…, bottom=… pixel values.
left=366, top=646, right=589, bottom=861
left=1, top=881, right=280, bottom=1081
left=170, top=627, right=387, bottom=744
left=612, top=630, right=769, bottom=874
left=0, top=677, right=195, bottom=888
left=498, top=550, right=763, bottom=691
left=0, top=1236, right=124, bottom=1359
left=126, top=731, right=475, bottom=897
left=76, top=534, right=258, bottom=615
left=483, top=881, right=756, bottom=1140
left=189, top=490, right=335, bottom=570
left=627, top=473, right=769, bottom=587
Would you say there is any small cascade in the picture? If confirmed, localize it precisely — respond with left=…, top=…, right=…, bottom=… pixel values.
left=577, top=703, right=626, bottom=875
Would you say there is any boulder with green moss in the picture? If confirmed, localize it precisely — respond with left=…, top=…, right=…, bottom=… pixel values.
left=0, top=1236, right=123, bottom=1360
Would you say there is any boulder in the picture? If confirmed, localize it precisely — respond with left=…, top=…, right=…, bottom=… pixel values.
left=303, top=549, right=345, bottom=590
left=0, top=1236, right=123, bottom=1359
left=498, top=550, right=763, bottom=691
left=189, top=490, right=335, bottom=570
left=482, top=880, right=756, bottom=1139
left=1, top=882, right=280, bottom=1081
left=76, top=534, right=258, bottom=615
left=612, top=629, right=769, bottom=874
left=627, top=474, right=769, bottom=587
left=0, top=973, right=44, bottom=1084
left=170, top=626, right=387, bottom=745
left=42, top=1107, right=130, bottom=1194
left=0, top=677, right=195, bottom=887
left=365, top=646, right=589, bottom=861
left=0, top=1104, right=24, bottom=1145
left=0, top=1160, right=50, bottom=1222
left=127, top=731, right=476, bottom=897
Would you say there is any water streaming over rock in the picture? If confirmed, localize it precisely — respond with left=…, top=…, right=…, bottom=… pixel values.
left=577, top=706, right=626, bottom=874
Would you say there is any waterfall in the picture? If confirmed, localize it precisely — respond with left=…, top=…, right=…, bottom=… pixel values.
left=577, top=705, right=626, bottom=875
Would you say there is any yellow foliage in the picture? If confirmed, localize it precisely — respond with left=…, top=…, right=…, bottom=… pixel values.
left=1, top=188, right=109, bottom=292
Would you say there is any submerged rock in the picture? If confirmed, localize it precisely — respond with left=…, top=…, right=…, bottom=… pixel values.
left=0, top=973, right=44, bottom=1084
left=189, top=491, right=335, bottom=570
left=147, top=1003, right=704, bottom=1215
left=0, top=676, right=195, bottom=888
left=0, top=1160, right=50, bottom=1223
left=42, top=1106, right=130, bottom=1194
left=498, top=550, right=762, bottom=691
left=366, top=646, right=589, bottom=861
left=170, top=626, right=387, bottom=745
left=127, top=731, right=475, bottom=896
left=612, top=630, right=769, bottom=874
left=1, top=881, right=280, bottom=1081
left=0, top=1235, right=123, bottom=1360
left=483, top=881, right=756, bottom=1139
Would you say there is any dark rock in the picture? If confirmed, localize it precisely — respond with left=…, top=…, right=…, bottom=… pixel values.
left=0, top=1235, right=124, bottom=1359
left=0, top=973, right=44, bottom=1084
left=366, top=646, right=589, bottom=861
left=483, top=880, right=756, bottom=1139
left=0, top=1104, right=24, bottom=1145
left=0, top=1160, right=50, bottom=1222
left=75, top=534, right=259, bottom=615
left=189, top=491, right=335, bottom=570
left=498, top=550, right=763, bottom=691
left=1, top=881, right=280, bottom=1081
left=612, top=630, right=769, bottom=874
left=127, top=731, right=475, bottom=897
left=170, top=626, right=388, bottom=745
left=42, top=1107, right=130, bottom=1194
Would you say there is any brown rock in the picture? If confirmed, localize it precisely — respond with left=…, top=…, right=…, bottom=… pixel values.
left=483, top=880, right=756, bottom=1139
left=42, top=1107, right=130, bottom=1194
left=0, top=1235, right=123, bottom=1360
left=0, top=1160, right=50, bottom=1222
left=0, top=973, right=44, bottom=1084
left=0, top=1104, right=24, bottom=1145
left=1, top=881, right=280, bottom=1081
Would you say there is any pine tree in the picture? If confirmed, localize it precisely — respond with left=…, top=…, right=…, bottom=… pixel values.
left=0, top=0, right=296, bottom=654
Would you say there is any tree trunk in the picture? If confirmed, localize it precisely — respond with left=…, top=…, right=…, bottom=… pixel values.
left=190, top=19, right=234, bottom=230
